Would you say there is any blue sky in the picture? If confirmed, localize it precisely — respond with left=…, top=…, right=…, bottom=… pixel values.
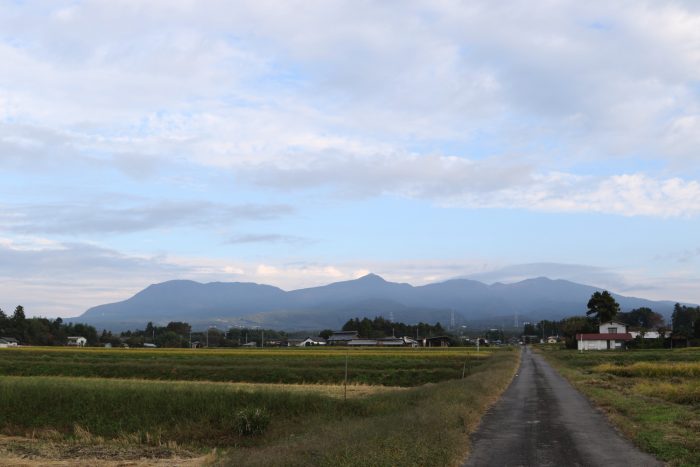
left=1, top=0, right=699, bottom=317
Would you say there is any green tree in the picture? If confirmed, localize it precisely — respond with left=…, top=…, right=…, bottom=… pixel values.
left=560, top=316, right=597, bottom=349
left=166, top=321, right=191, bottom=336
left=671, top=303, right=699, bottom=341
left=10, top=305, right=28, bottom=342
left=618, top=307, right=664, bottom=330
left=0, top=308, right=8, bottom=335
left=586, top=291, right=620, bottom=323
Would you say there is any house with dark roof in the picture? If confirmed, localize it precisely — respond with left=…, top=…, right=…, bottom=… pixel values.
left=327, top=331, right=359, bottom=345
left=423, top=336, right=451, bottom=347
left=576, top=321, right=633, bottom=350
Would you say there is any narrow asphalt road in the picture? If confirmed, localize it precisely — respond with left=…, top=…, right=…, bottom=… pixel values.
left=463, top=347, right=662, bottom=467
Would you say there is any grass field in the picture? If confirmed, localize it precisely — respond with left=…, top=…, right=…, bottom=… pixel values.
left=0, top=347, right=490, bottom=386
left=539, top=346, right=700, bottom=467
left=0, top=346, right=519, bottom=466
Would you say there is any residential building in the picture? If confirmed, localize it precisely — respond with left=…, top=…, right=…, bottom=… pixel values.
left=67, top=336, right=87, bottom=347
left=576, top=321, right=632, bottom=350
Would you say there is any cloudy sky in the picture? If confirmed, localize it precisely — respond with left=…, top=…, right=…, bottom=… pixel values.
left=2, top=0, right=700, bottom=318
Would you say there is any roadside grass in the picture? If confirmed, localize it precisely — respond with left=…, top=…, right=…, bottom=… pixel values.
left=217, top=349, right=520, bottom=467
left=0, top=347, right=490, bottom=386
left=0, top=347, right=519, bottom=466
left=539, top=347, right=700, bottom=467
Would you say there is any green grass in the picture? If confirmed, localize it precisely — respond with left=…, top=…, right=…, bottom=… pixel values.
left=0, top=347, right=490, bottom=386
left=0, top=347, right=520, bottom=466
left=539, top=346, right=700, bottom=467
left=0, top=376, right=363, bottom=445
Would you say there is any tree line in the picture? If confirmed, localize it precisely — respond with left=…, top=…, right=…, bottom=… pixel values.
left=120, top=321, right=290, bottom=348
left=0, top=306, right=99, bottom=346
left=341, top=316, right=446, bottom=339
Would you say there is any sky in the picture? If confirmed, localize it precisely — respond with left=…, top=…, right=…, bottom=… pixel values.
left=1, top=0, right=700, bottom=318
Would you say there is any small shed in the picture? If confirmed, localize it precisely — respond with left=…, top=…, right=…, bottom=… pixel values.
left=67, top=336, right=87, bottom=347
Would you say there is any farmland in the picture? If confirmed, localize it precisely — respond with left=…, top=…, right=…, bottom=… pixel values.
left=540, top=347, right=700, bottom=467
left=0, top=346, right=519, bottom=466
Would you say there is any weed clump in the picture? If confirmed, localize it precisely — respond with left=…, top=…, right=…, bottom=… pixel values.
left=233, top=408, right=270, bottom=436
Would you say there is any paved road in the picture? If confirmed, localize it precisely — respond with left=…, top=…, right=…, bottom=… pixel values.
left=463, top=347, right=662, bottom=467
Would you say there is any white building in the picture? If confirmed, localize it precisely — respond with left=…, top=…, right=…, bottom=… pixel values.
left=0, top=337, right=19, bottom=348
left=628, top=330, right=671, bottom=339
left=67, top=336, right=87, bottom=347
left=296, top=337, right=327, bottom=346
left=576, top=321, right=633, bottom=350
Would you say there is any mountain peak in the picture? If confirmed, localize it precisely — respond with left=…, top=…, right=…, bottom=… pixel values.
left=356, top=273, right=386, bottom=282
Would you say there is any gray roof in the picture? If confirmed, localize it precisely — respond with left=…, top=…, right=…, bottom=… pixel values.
left=328, top=331, right=358, bottom=342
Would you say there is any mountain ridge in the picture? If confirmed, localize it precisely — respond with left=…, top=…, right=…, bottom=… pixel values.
left=72, top=274, right=685, bottom=331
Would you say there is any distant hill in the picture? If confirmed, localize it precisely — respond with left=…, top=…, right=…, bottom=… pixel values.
left=72, top=273, right=682, bottom=331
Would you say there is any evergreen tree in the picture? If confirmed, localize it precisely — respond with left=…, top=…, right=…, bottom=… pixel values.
left=586, top=291, right=620, bottom=323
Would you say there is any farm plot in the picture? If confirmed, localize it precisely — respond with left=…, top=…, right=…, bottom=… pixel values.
left=540, top=347, right=700, bottom=467
left=0, top=347, right=519, bottom=466
left=0, top=347, right=490, bottom=386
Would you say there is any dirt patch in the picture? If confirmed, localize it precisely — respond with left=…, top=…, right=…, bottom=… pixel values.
left=0, top=435, right=214, bottom=466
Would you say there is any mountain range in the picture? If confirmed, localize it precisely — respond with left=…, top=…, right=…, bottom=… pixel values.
left=72, top=274, right=683, bottom=331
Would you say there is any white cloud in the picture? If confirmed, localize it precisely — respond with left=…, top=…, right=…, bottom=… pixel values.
left=2, top=0, right=700, bottom=215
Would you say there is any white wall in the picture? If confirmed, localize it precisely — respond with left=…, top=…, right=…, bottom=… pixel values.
left=598, top=321, right=627, bottom=334
left=578, top=339, right=624, bottom=350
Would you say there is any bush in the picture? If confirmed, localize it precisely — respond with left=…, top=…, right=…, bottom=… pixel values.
left=234, top=408, right=270, bottom=436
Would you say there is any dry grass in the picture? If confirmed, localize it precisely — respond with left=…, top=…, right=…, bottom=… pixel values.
left=593, top=362, right=700, bottom=378
left=634, top=381, right=700, bottom=404
left=0, top=434, right=212, bottom=466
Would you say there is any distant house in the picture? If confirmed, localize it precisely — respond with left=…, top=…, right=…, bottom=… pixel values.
left=143, top=343, right=157, bottom=348
left=67, top=336, right=87, bottom=347
left=423, top=336, right=451, bottom=347
left=347, top=339, right=379, bottom=346
left=576, top=321, right=633, bottom=350
left=241, top=341, right=257, bottom=347
left=297, top=337, right=326, bottom=347
left=377, top=336, right=418, bottom=347
left=628, top=330, right=671, bottom=339
left=327, top=331, right=359, bottom=345
left=0, top=337, right=19, bottom=348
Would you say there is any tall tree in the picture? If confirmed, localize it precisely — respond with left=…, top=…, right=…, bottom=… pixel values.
left=586, top=291, right=620, bottom=324
left=671, top=303, right=699, bottom=340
